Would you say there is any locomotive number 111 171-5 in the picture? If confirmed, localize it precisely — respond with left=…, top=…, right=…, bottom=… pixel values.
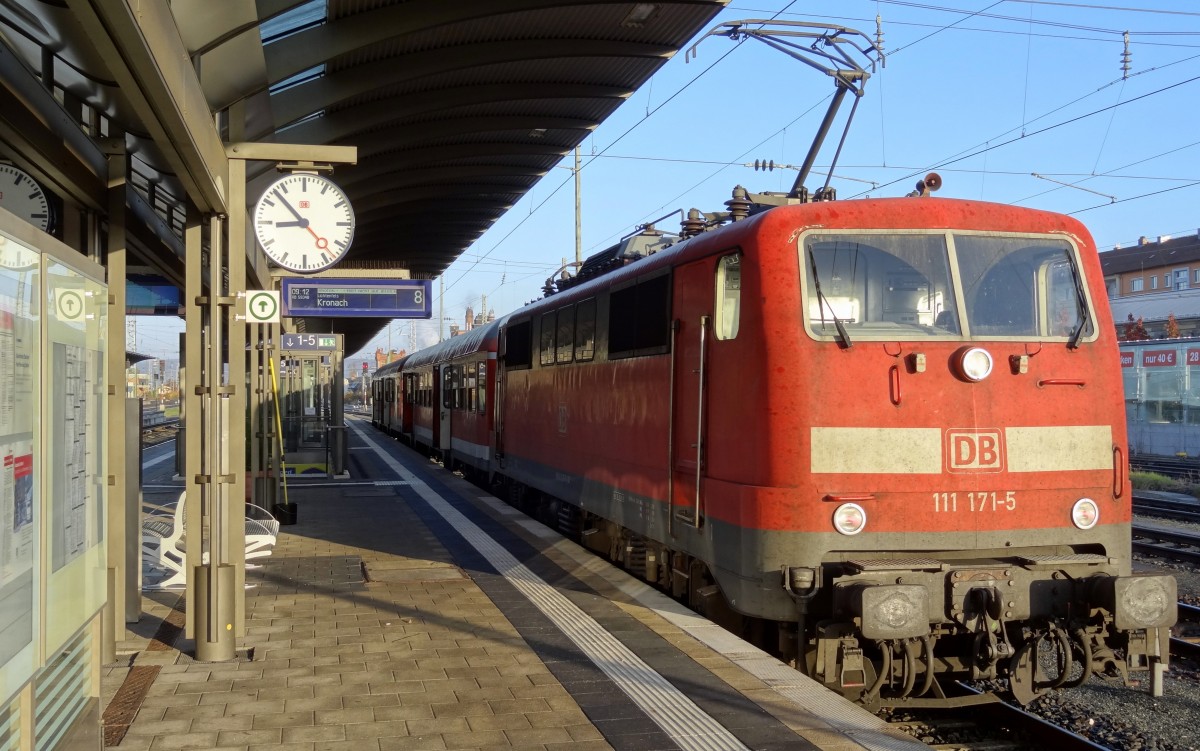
left=933, top=491, right=1017, bottom=513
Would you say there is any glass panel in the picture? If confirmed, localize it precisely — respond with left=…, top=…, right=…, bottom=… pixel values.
left=715, top=254, right=741, bottom=340
left=1145, top=364, right=1183, bottom=424
left=574, top=299, right=595, bottom=361
left=539, top=313, right=555, bottom=366
left=44, top=258, right=106, bottom=656
left=954, top=235, right=1092, bottom=339
left=0, top=234, right=38, bottom=706
left=804, top=233, right=957, bottom=338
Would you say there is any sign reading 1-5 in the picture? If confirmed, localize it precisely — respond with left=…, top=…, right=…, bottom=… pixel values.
left=253, top=172, right=356, bottom=273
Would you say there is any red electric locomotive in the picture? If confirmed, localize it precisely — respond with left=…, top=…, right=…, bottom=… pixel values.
left=374, top=181, right=1175, bottom=707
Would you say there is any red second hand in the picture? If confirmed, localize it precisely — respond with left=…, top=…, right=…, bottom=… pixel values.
left=307, top=226, right=329, bottom=251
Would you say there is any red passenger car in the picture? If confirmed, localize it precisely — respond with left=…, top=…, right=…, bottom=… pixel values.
left=375, top=184, right=1175, bottom=707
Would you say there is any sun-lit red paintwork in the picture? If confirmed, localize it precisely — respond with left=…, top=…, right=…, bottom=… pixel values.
left=372, top=196, right=1165, bottom=702
left=499, top=198, right=1127, bottom=537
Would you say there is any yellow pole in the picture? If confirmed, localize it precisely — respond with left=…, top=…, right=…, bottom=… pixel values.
left=267, top=356, right=290, bottom=507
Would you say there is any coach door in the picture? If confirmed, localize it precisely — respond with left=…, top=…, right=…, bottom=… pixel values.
left=671, top=258, right=713, bottom=529
left=437, top=364, right=453, bottom=453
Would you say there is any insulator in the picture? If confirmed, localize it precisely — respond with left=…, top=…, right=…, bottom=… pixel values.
left=1121, top=31, right=1131, bottom=79
left=875, top=14, right=885, bottom=54
left=680, top=208, right=705, bottom=238
left=726, top=185, right=751, bottom=221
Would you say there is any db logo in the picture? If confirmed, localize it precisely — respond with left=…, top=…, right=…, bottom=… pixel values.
left=946, top=429, right=1004, bottom=473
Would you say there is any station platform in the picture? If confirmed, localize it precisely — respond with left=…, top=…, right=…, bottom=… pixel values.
left=103, top=417, right=928, bottom=751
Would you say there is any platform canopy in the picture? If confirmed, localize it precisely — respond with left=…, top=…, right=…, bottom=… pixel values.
left=0, top=1, right=727, bottom=352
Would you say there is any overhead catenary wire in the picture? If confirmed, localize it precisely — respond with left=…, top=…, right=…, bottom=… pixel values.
left=438, top=1, right=802, bottom=303
left=428, top=0, right=1200, bottom=346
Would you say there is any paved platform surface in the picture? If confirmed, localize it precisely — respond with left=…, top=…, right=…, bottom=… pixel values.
left=104, top=418, right=928, bottom=751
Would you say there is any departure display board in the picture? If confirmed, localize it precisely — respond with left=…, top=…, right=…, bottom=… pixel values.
left=281, top=278, right=432, bottom=318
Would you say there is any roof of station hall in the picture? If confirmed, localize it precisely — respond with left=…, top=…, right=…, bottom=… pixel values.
left=193, top=0, right=729, bottom=276
left=2, top=1, right=727, bottom=353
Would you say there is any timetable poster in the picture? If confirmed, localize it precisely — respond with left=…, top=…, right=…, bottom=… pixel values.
left=51, top=342, right=92, bottom=572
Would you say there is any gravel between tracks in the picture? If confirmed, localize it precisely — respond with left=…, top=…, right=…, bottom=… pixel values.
left=1016, top=510, right=1200, bottom=751
left=886, top=509, right=1200, bottom=750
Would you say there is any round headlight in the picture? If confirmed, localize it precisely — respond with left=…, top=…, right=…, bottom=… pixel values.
left=954, top=347, right=993, bottom=382
left=833, top=503, right=866, bottom=536
left=1072, top=498, right=1099, bottom=530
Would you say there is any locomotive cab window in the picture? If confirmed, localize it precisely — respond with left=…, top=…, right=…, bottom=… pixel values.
left=801, top=231, right=1094, bottom=344
left=715, top=253, right=741, bottom=340
left=954, top=235, right=1094, bottom=341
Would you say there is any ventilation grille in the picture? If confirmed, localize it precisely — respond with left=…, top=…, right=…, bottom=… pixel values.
left=34, top=627, right=92, bottom=751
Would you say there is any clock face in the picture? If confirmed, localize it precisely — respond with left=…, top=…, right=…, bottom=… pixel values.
left=253, top=173, right=355, bottom=273
left=0, top=164, right=51, bottom=233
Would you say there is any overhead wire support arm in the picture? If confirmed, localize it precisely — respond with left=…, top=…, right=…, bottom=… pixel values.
left=687, top=20, right=884, bottom=200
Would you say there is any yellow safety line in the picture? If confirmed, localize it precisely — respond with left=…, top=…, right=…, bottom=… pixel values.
left=268, top=355, right=290, bottom=507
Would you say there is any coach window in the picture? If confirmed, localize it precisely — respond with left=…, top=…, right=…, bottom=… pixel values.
left=575, top=298, right=595, bottom=361
left=556, top=307, right=574, bottom=364
left=540, top=312, right=556, bottom=366
left=442, top=367, right=454, bottom=409
left=715, top=254, right=741, bottom=340
left=477, top=362, right=487, bottom=414
left=466, top=363, right=477, bottom=412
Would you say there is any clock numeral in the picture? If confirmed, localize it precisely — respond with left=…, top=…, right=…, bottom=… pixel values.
left=333, top=200, right=346, bottom=209
left=336, top=222, right=351, bottom=226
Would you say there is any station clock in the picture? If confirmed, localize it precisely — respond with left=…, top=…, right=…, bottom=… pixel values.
left=0, top=163, right=52, bottom=233
left=253, top=172, right=355, bottom=273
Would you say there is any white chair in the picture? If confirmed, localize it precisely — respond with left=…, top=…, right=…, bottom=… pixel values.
left=142, top=492, right=279, bottom=589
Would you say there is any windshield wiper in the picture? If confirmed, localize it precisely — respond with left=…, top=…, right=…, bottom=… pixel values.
left=807, top=248, right=852, bottom=347
left=1064, top=251, right=1090, bottom=350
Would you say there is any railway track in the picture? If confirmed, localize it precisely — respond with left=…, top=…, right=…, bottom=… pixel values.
left=886, top=688, right=1112, bottom=750
left=1132, top=493, right=1200, bottom=524
left=1129, top=455, right=1200, bottom=480
left=141, top=419, right=179, bottom=448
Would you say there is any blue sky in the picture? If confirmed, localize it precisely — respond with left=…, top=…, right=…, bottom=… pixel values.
left=133, top=1, right=1200, bottom=362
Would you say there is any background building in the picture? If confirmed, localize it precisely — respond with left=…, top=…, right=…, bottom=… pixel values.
left=1100, top=232, right=1200, bottom=339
